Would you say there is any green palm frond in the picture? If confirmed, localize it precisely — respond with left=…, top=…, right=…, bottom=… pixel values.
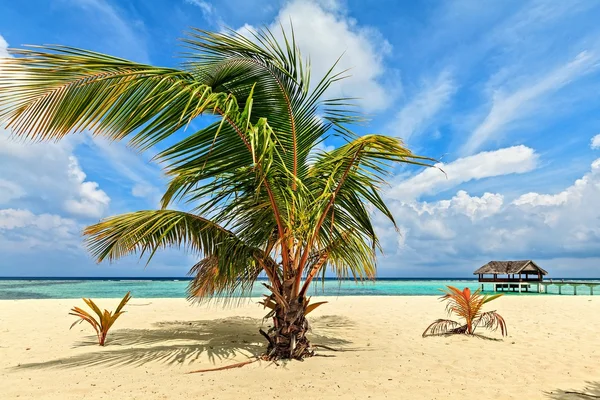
left=85, top=210, right=252, bottom=263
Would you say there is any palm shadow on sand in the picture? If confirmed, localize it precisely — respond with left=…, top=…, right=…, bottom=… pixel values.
left=545, top=382, right=600, bottom=399
left=12, top=315, right=356, bottom=370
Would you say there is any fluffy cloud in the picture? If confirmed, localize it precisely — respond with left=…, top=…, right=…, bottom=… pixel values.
left=0, top=209, right=80, bottom=253
left=388, top=145, right=538, bottom=200
left=63, top=156, right=110, bottom=218
left=238, top=0, right=393, bottom=111
left=379, top=158, right=600, bottom=275
left=0, top=135, right=110, bottom=219
left=513, top=159, right=600, bottom=213
left=592, top=134, right=600, bottom=149
left=414, top=191, right=504, bottom=221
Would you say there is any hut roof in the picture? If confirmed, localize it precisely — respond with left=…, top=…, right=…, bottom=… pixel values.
left=473, top=260, right=548, bottom=275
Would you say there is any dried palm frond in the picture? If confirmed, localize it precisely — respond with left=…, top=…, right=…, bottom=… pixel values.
left=422, top=319, right=463, bottom=337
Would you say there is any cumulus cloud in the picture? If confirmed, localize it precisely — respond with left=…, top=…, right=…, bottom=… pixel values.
left=388, top=145, right=538, bottom=200
left=414, top=190, right=504, bottom=221
left=63, top=156, right=110, bottom=218
left=592, top=134, right=600, bottom=149
left=513, top=159, right=600, bottom=211
left=0, top=209, right=80, bottom=253
left=238, top=0, right=393, bottom=111
left=378, top=158, right=600, bottom=275
left=0, top=135, right=110, bottom=219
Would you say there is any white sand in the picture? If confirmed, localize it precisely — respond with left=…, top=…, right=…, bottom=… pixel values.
left=0, top=296, right=598, bottom=399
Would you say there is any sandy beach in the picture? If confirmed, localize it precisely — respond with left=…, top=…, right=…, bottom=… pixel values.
left=0, top=296, right=598, bottom=399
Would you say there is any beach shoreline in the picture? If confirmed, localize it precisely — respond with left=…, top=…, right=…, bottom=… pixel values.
left=1, top=296, right=598, bottom=399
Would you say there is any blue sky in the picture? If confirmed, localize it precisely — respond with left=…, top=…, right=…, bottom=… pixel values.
left=1, top=0, right=600, bottom=277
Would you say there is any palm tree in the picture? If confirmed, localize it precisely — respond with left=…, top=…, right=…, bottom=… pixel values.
left=422, top=286, right=507, bottom=337
left=0, top=27, right=434, bottom=360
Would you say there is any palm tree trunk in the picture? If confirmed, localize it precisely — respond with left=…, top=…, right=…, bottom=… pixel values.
left=260, top=300, right=313, bottom=360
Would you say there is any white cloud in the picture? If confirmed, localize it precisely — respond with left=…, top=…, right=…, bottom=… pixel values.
left=0, top=133, right=111, bottom=219
left=238, top=0, right=393, bottom=111
left=0, top=209, right=76, bottom=231
left=0, top=209, right=80, bottom=253
left=387, top=70, right=456, bottom=141
left=415, top=190, right=504, bottom=221
left=63, top=156, right=110, bottom=218
left=463, top=51, right=600, bottom=154
left=389, top=145, right=538, bottom=200
left=512, top=191, right=569, bottom=207
left=378, top=157, right=600, bottom=275
left=513, top=159, right=600, bottom=210
left=0, top=34, right=8, bottom=58
left=591, top=134, right=600, bottom=149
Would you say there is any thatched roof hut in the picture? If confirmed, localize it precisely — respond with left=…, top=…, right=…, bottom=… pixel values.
left=474, top=260, right=547, bottom=282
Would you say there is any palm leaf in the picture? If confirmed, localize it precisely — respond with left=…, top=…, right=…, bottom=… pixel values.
left=422, top=319, right=463, bottom=337
left=474, top=310, right=508, bottom=336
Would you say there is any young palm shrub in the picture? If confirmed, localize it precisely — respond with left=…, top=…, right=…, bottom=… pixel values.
left=422, top=286, right=507, bottom=337
left=0, top=27, right=436, bottom=360
left=70, top=292, right=132, bottom=346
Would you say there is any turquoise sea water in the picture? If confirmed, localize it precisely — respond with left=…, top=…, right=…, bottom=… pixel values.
left=1, top=278, right=598, bottom=299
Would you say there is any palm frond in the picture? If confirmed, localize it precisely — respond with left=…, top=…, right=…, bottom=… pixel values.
left=474, top=310, right=508, bottom=336
left=186, top=254, right=265, bottom=303
left=84, top=210, right=252, bottom=264
left=422, top=319, right=464, bottom=337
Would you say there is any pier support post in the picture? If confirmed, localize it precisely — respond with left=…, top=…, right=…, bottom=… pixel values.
left=558, top=285, right=562, bottom=295
left=518, top=284, right=522, bottom=293
left=574, top=285, right=578, bottom=296
left=493, top=283, right=497, bottom=292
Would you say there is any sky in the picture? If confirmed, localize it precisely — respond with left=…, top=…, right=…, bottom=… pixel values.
left=1, top=0, right=600, bottom=278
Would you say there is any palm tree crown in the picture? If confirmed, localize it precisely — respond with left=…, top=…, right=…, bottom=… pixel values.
left=0, top=27, right=434, bottom=359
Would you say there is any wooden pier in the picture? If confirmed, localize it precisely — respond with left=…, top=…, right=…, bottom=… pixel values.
left=481, top=280, right=600, bottom=295
left=474, top=260, right=599, bottom=295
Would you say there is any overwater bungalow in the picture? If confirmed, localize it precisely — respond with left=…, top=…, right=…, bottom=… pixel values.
left=474, top=260, right=547, bottom=292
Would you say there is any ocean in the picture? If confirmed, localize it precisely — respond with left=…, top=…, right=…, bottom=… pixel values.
left=1, top=277, right=597, bottom=299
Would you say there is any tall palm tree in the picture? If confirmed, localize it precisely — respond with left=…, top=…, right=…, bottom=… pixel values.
left=0, top=27, right=434, bottom=360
